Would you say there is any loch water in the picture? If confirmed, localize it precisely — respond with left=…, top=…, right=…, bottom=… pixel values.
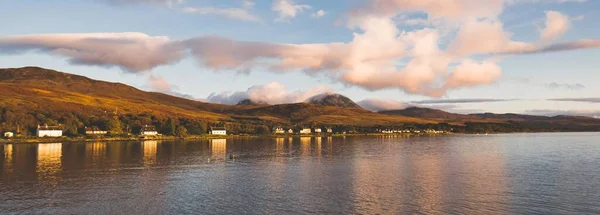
left=1, top=133, right=600, bottom=214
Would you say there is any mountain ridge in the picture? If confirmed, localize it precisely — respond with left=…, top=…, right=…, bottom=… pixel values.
left=1, top=66, right=599, bottom=135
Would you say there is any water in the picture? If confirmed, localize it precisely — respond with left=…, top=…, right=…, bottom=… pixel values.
left=1, top=133, right=600, bottom=214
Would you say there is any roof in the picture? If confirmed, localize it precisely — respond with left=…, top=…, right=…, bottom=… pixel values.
left=211, top=127, right=226, bottom=131
left=85, top=126, right=105, bottom=131
left=140, top=125, right=157, bottom=132
left=37, top=125, right=61, bottom=130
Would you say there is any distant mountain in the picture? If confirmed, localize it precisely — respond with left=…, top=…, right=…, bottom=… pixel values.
left=236, top=99, right=268, bottom=106
left=380, top=107, right=469, bottom=120
left=379, top=107, right=600, bottom=131
left=307, top=93, right=362, bottom=109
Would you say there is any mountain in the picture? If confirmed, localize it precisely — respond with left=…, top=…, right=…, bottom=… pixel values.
left=0, top=67, right=431, bottom=135
left=379, top=107, right=600, bottom=132
left=1, top=67, right=599, bottom=135
left=307, top=93, right=362, bottom=109
left=236, top=99, right=268, bottom=106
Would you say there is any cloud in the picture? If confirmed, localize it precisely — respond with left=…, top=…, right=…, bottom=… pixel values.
left=0, top=33, right=184, bottom=72
left=505, top=39, right=600, bottom=54
left=350, top=0, right=506, bottom=21
left=146, top=74, right=174, bottom=91
left=311, top=10, right=326, bottom=18
left=182, top=6, right=262, bottom=23
left=357, top=99, right=409, bottom=111
left=524, top=109, right=600, bottom=118
left=1, top=0, right=598, bottom=98
left=103, top=0, right=184, bottom=6
left=413, top=98, right=512, bottom=104
left=443, top=59, right=503, bottom=93
left=540, top=11, right=570, bottom=43
left=272, top=0, right=311, bottom=22
left=545, top=82, right=586, bottom=90
left=448, top=19, right=534, bottom=55
left=206, top=82, right=332, bottom=105
left=548, top=98, right=600, bottom=103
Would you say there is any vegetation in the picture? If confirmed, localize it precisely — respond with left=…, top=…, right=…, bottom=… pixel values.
left=1, top=67, right=599, bottom=138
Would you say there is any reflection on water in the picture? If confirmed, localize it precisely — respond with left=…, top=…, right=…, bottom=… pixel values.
left=210, top=139, right=227, bottom=159
left=1, top=133, right=600, bottom=214
left=37, top=143, right=62, bottom=183
left=142, top=141, right=158, bottom=165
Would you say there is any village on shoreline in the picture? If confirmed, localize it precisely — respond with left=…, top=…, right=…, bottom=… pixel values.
left=1, top=124, right=451, bottom=144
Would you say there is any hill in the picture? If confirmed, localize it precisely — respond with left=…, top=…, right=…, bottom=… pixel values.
left=0, top=67, right=430, bottom=136
left=307, top=93, right=362, bottom=109
left=1, top=67, right=599, bottom=136
left=379, top=107, right=600, bottom=132
left=236, top=99, right=268, bottom=106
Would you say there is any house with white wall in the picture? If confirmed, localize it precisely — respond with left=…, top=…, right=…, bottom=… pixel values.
left=37, top=125, right=62, bottom=137
left=210, top=127, right=227, bottom=135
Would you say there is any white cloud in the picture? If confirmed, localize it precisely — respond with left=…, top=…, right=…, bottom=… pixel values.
left=147, top=73, right=174, bottom=91
left=0, top=33, right=184, bottom=72
left=182, top=6, right=262, bottom=23
left=357, top=99, right=408, bottom=111
left=103, top=0, right=185, bottom=6
left=272, top=0, right=311, bottom=22
left=206, top=82, right=331, bottom=105
left=1, top=0, right=598, bottom=98
left=311, top=10, right=326, bottom=18
left=545, top=82, right=585, bottom=90
left=540, top=11, right=571, bottom=43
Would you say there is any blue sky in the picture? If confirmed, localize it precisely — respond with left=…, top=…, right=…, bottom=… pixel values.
left=0, top=0, right=599, bottom=117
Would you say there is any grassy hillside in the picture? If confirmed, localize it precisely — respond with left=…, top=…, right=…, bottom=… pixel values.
left=0, top=67, right=430, bottom=136
left=380, top=107, right=600, bottom=132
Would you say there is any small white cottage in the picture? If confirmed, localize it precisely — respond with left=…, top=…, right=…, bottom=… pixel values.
left=37, top=125, right=62, bottom=137
left=140, top=125, right=159, bottom=136
left=300, top=128, right=311, bottom=134
left=210, top=127, right=227, bottom=135
left=273, top=127, right=285, bottom=134
left=4, top=132, right=14, bottom=138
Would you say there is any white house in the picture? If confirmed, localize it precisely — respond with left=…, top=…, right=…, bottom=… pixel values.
left=287, top=129, right=293, bottom=134
left=37, top=125, right=62, bottom=137
left=85, top=126, right=107, bottom=135
left=273, top=127, right=285, bottom=134
left=210, top=127, right=227, bottom=135
left=140, top=125, right=159, bottom=136
left=4, top=132, right=14, bottom=138
left=326, top=128, right=333, bottom=133
left=300, top=128, right=311, bottom=134
left=314, top=128, right=322, bottom=133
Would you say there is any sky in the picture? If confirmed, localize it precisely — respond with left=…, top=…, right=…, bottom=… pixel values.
left=0, top=0, right=599, bottom=117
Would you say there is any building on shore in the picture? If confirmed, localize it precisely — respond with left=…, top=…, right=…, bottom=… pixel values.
left=140, top=125, right=159, bottom=136
left=314, top=128, right=322, bottom=133
left=326, top=128, right=333, bottom=133
left=85, top=126, right=107, bottom=135
left=300, top=128, right=312, bottom=134
left=4, top=132, right=14, bottom=138
left=273, top=127, right=285, bottom=134
left=210, top=127, right=227, bottom=135
left=287, top=129, right=294, bottom=134
left=36, top=125, right=62, bottom=137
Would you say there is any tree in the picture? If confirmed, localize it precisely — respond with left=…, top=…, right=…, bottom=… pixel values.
left=255, top=125, right=270, bottom=135
left=106, top=117, right=123, bottom=134
left=163, top=118, right=176, bottom=136
left=176, top=125, right=188, bottom=138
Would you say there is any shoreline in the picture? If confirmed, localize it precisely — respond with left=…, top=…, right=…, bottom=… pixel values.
left=0, top=133, right=444, bottom=144
left=3, top=131, right=598, bottom=144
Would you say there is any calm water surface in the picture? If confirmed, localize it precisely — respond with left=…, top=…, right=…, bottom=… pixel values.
left=1, top=133, right=600, bottom=214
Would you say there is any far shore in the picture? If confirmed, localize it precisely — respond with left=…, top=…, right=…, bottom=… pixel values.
left=0, top=133, right=448, bottom=144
